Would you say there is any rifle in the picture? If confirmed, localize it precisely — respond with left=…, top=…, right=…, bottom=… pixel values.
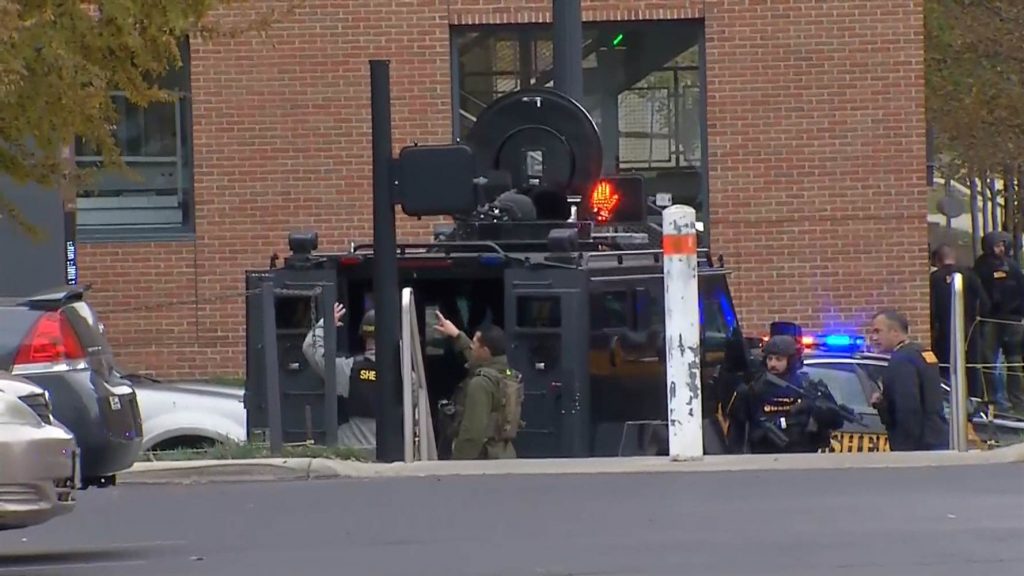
left=764, top=372, right=868, bottom=429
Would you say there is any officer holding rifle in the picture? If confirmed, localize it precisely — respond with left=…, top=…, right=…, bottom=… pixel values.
left=726, top=335, right=852, bottom=454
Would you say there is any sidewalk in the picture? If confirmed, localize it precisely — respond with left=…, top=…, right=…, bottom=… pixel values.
left=119, top=443, right=1024, bottom=485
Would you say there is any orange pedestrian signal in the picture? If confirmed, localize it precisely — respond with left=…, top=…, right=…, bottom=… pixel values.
left=589, top=180, right=621, bottom=224
left=580, top=174, right=646, bottom=224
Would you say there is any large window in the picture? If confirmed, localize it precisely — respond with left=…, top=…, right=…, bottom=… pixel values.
left=74, top=39, right=194, bottom=240
left=451, top=21, right=706, bottom=219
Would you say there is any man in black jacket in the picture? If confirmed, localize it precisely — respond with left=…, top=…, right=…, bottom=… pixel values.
left=973, top=231, right=1024, bottom=414
left=930, top=244, right=989, bottom=399
left=868, top=309, right=948, bottom=451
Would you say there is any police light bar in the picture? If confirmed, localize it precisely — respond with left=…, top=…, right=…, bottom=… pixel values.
left=579, top=174, right=647, bottom=225
left=757, top=329, right=865, bottom=354
left=803, top=334, right=866, bottom=353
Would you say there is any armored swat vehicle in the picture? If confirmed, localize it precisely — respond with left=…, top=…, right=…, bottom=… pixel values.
left=244, top=87, right=752, bottom=459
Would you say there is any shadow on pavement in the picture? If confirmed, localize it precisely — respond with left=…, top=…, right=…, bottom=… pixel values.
left=0, top=542, right=185, bottom=573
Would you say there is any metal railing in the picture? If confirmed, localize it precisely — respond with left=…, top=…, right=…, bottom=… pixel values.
left=401, top=288, right=438, bottom=462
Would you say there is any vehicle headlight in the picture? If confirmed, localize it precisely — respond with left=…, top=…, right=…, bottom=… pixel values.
left=0, top=395, right=44, bottom=426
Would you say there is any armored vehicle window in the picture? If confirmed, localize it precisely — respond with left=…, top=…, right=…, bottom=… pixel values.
left=516, top=296, right=561, bottom=328
left=633, top=287, right=661, bottom=332
left=591, top=291, right=631, bottom=330
left=424, top=298, right=497, bottom=357
left=700, top=291, right=737, bottom=341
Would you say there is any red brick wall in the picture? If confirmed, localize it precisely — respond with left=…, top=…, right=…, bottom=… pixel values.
left=704, top=0, right=930, bottom=339
left=78, top=0, right=929, bottom=379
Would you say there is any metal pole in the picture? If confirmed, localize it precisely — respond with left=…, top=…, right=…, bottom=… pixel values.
left=981, top=176, right=991, bottom=236
left=401, top=288, right=415, bottom=462
left=321, top=284, right=338, bottom=446
left=662, top=205, right=702, bottom=460
left=261, top=280, right=284, bottom=456
left=969, top=176, right=981, bottom=258
left=552, top=0, right=584, bottom=102
left=370, top=59, right=402, bottom=463
left=949, top=272, right=969, bottom=452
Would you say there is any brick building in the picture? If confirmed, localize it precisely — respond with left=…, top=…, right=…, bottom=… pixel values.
left=76, top=0, right=929, bottom=379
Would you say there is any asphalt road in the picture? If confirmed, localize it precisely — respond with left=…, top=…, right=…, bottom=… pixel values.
left=2, top=464, right=1022, bottom=576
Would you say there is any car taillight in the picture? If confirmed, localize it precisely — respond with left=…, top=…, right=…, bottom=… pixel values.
left=12, top=311, right=87, bottom=373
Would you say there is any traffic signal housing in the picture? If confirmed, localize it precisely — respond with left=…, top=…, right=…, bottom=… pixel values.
left=579, top=174, right=647, bottom=225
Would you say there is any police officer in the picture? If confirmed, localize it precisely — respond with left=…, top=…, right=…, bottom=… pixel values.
left=432, top=311, right=518, bottom=460
left=725, top=335, right=845, bottom=454
left=868, top=309, right=948, bottom=451
left=973, top=231, right=1024, bottom=414
left=302, top=302, right=377, bottom=453
left=929, top=244, right=989, bottom=398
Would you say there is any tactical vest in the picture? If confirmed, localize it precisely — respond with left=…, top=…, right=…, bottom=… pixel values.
left=348, top=356, right=378, bottom=419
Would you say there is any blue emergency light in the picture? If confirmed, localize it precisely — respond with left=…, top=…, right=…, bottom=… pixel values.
left=477, top=254, right=506, bottom=266
left=807, top=333, right=866, bottom=353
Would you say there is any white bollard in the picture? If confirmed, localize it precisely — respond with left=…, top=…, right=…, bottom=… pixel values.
left=662, top=205, right=703, bottom=461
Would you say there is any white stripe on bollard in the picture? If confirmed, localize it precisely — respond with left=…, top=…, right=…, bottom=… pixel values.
left=662, top=204, right=703, bottom=460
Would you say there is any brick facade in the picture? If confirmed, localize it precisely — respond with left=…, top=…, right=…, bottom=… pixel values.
left=77, top=0, right=929, bottom=379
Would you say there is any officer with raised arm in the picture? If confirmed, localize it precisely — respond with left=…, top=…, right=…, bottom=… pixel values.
left=432, top=310, right=521, bottom=460
left=302, top=302, right=377, bottom=454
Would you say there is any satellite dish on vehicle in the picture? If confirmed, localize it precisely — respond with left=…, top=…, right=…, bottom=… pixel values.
left=465, top=88, right=603, bottom=210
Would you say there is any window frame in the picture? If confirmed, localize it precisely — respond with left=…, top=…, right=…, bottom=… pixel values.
left=74, top=38, right=195, bottom=243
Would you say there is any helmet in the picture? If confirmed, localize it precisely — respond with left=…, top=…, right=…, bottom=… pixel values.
left=359, top=310, right=375, bottom=337
left=762, top=335, right=801, bottom=373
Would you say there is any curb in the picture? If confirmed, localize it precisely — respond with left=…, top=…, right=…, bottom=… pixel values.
left=119, top=442, right=1024, bottom=485
left=120, top=458, right=316, bottom=484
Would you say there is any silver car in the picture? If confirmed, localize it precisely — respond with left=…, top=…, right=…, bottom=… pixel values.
left=0, top=374, right=78, bottom=531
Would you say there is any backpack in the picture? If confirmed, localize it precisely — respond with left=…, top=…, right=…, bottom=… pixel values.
left=476, top=366, right=524, bottom=441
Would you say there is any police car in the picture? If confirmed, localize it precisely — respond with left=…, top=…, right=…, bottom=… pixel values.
left=751, top=330, right=1024, bottom=452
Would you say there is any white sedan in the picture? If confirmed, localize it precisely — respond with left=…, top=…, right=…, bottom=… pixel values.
left=124, top=376, right=246, bottom=452
left=0, top=373, right=78, bottom=531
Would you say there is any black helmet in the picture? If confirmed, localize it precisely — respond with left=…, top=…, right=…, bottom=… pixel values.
left=359, top=310, right=375, bottom=337
left=762, top=335, right=801, bottom=372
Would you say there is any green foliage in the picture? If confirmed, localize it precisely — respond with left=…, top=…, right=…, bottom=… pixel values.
left=926, top=0, right=1024, bottom=176
left=140, top=439, right=370, bottom=462
left=0, top=1, right=295, bottom=233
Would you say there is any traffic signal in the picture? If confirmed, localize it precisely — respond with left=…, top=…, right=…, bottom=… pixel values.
left=396, top=143, right=478, bottom=217
left=579, top=174, right=647, bottom=225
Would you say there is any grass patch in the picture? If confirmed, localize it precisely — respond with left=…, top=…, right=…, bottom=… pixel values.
left=140, top=441, right=371, bottom=462
left=207, top=376, right=246, bottom=387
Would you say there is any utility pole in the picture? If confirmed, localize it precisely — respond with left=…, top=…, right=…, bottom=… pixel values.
left=552, top=0, right=584, bottom=102
left=370, top=59, right=402, bottom=463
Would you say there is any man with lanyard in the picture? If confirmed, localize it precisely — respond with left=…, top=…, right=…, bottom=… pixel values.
left=868, top=309, right=948, bottom=451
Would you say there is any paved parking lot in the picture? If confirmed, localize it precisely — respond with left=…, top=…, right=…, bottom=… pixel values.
left=2, top=464, right=1022, bottom=576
